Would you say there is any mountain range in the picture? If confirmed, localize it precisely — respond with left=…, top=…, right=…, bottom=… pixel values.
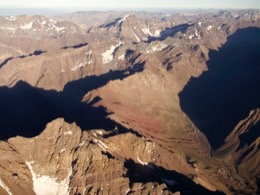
left=0, top=9, right=259, bottom=195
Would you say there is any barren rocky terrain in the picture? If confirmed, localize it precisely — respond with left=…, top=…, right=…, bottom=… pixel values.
left=0, top=9, right=259, bottom=194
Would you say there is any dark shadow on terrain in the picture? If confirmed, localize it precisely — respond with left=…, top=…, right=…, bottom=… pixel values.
left=61, top=43, right=88, bottom=50
left=0, top=57, right=13, bottom=68
left=99, top=18, right=121, bottom=28
left=179, top=27, right=260, bottom=149
left=147, top=23, right=191, bottom=42
left=0, top=50, right=46, bottom=68
left=238, top=121, right=260, bottom=151
left=0, top=63, right=144, bottom=140
left=124, top=159, right=224, bottom=194
left=257, top=178, right=260, bottom=194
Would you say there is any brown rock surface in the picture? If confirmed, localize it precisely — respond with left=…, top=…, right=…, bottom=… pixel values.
left=0, top=119, right=179, bottom=194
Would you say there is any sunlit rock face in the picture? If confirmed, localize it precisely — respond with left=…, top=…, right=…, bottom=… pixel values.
left=0, top=10, right=259, bottom=195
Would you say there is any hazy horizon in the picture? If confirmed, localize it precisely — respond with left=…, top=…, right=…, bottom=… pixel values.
left=0, top=0, right=259, bottom=10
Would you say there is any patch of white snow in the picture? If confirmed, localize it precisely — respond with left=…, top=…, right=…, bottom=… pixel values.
left=97, top=140, right=108, bottom=151
left=49, top=19, right=57, bottom=24
left=118, top=54, right=125, bottom=60
left=55, top=26, right=65, bottom=33
left=102, top=41, right=123, bottom=64
left=0, top=178, right=12, bottom=195
left=0, top=27, right=16, bottom=31
left=71, top=61, right=86, bottom=71
left=78, top=141, right=85, bottom=147
left=93, top=139, right=108, bottom=151
left=207, top=25, right=213, bottom=31
left=142, top=28, right=161, bottom=37
left=60, top=148, right=66, bottom=153
left=131, top=28, right=140, bottom=42
left=189, top=34, right=195, bottom=40
left=137, top=157, right=148, bottom=165
left=126, top=188, right=131, bottom=194
left=21, top=21, right=33, bottom=30
left=118, top=14, right=130, bottom=24
left=195, top=28, right=201, bottom=39
left=5, top=16, right=16, bottom=21
left=146, top=43, right=167, bottom=53
left=26, top=161, right=72, bottom=195
left=96, top=130, right=103, bottom=135
left=86, top=50, right=92, bottom=55
left=64, top=131, right=72, bottom=136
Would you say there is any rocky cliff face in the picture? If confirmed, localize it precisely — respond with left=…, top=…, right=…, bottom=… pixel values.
left=0, top=9, right=259, bottom=194
left=214, top=109, right=260, bottom=176
left=0, top=119, right=193, bottom=195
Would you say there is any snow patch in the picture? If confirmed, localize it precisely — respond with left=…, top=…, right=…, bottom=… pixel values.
left=137, top=157, right=148, bottom=165
left=49, top=19, right=57, bottom=24
left=0, top=178, right=12, bottom=195
left=5, top=16, right=16, bottom=21
left=93, top=139, right=108, bottom=151
left=189, top=34, right=195, bottom=40
left=142, top=28, right=150, bottom=35
left=118, top=54, right=125, bottom=60
left=153, top=30, right=161, bottom=37
left=55, top=27, right=65, bottom=33
left=86, top=50, right=92, bottom=55
left=96, top=130, right=103, bottom=135
left=78, top=141, right=85, bottom=147
left=71, top=50, right=92, bottom=71
left=60, top=148, right=66, bottom=153
left=38, top=19, right=47, bottom=27
left=198, top=22, right=202, bottom=26
left=145, top=43, right=167, bottom=53
left=118, top=14, right=130, bottom=24
left=44, top=19, right=67, bottom=33
left=195, top=28, right=201, bottom=39
left=0, top=27, right=16, bottom=31
left=97, top=140, right=108, bottom=151
left=126, top=188, right=131, bottom=194
left=207, top=25, right=213, bottom=31
left=131, top=28, right=140, bottom=42
left=64, top=131, right=72, bottom=136
left=26, top=161, right=72, bottom=195
left=71, top=61, right=86, bottom=71
left=142, top=28, right=161, bottom=37
left=102, top=41, right=123, bottom=64
left=21, top=21, right=33, bottom=30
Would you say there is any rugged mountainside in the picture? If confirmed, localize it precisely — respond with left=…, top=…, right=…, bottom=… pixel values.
left=0, top=10, right=259, bottom=194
